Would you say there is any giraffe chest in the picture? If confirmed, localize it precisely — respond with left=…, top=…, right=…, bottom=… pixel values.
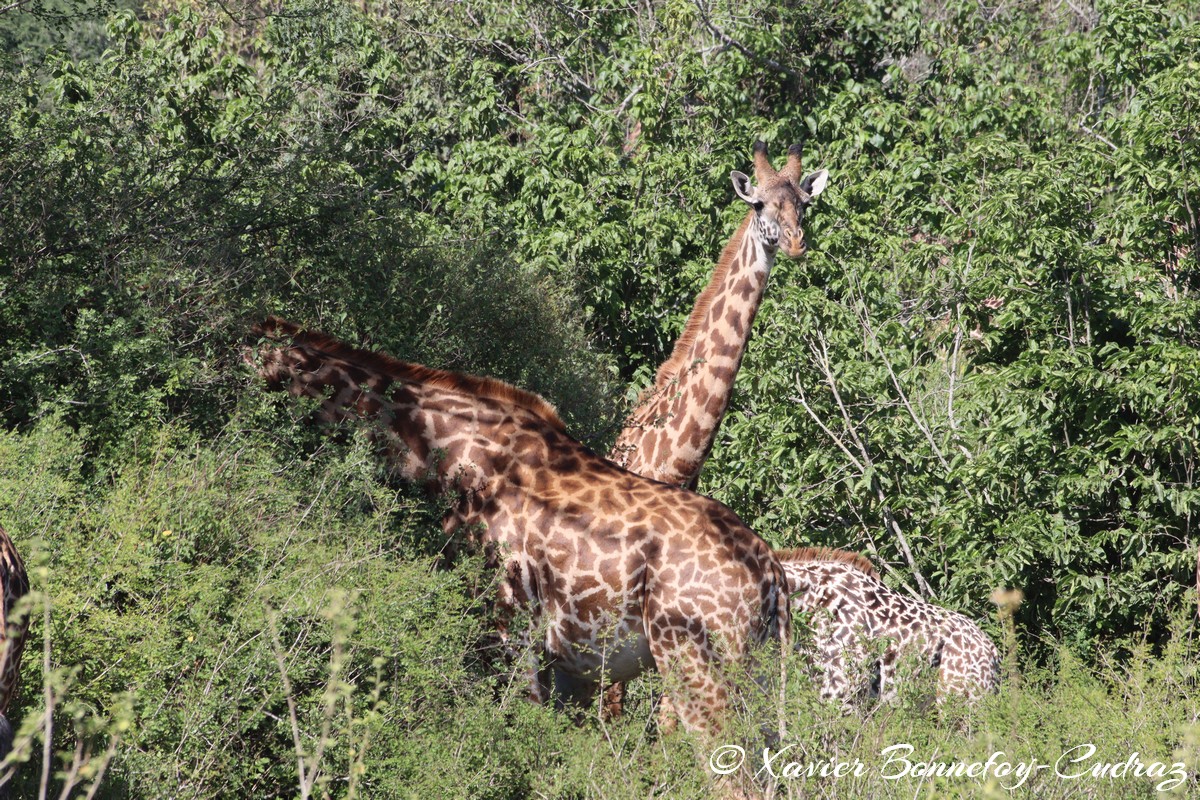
left=484, top=491, right=651, bottom=669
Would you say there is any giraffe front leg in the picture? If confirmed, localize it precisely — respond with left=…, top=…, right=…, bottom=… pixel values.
left=606, top=680, right=684, bottom=729
left=655, top=690, right=680, bottom=735
left=647, top=630, right=778, bottom=800
left=877, top=651, right=897, bottom=704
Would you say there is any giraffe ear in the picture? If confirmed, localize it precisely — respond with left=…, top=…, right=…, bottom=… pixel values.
left=800, top=169, right=829, bottom=199
left=730, top=170, right=760, bottom=206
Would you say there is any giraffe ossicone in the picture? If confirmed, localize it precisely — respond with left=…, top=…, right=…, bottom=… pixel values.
left=248, top=317, right=791, bottom=733
left=780, top=547, right=1000, bottom=705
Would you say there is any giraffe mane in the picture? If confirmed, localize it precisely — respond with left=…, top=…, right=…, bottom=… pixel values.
left=650, top=212, right=755, bottom=390
left=775, top=546, right=880, bottom=578
left=251, top=317, right=567, bottom=433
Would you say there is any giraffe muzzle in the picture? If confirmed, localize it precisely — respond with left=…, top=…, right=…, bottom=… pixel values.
left=783, top=233, right=806, bottom=258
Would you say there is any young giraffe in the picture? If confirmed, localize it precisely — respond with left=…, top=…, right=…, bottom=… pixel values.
left=779, top=547, right=999, bottom=704
left=609, top=141, right=828, bottom=490
left=248, top=317, right=790, bottom=733
left=604, top=142, right=826, bottom=717
left=0, top=525, right=30, bottom=768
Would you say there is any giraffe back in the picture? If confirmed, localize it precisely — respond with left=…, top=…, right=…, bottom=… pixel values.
left=252, top=317, right=566, bottom=431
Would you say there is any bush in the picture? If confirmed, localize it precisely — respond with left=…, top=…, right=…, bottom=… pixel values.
left=2, top=0, right=1199, bottom=795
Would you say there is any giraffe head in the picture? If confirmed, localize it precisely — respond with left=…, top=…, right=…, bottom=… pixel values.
left=730, top=141, right=829, bottom=258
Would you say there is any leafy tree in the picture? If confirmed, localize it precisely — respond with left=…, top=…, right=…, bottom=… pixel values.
left=2, top=0, right=1200, bottom=795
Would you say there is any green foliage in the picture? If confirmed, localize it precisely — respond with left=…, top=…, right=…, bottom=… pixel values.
left=3, top=0, right=1200, bottom=795
left=4, top=419, right=1199, bottom=797
left=0, top=6, right=620, bottom=458
left=702, top=0, right=1200, bottom=652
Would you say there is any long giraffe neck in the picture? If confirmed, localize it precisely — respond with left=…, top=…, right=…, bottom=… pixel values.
left=609, top=212, right=773, bottom=486
left=251, top=318, right=564, bottom=495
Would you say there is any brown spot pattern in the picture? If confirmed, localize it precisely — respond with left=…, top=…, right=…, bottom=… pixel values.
left=249, top=320, right=789, bottom=734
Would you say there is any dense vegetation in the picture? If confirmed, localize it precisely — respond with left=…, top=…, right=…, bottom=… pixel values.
left=2, top=0, right=1199, bottom=796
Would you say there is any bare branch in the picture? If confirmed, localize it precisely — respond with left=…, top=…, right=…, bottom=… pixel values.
left=806, top=332, right=936, bottom=599
left=1078, top=121, right=1118, bottom=152
left=81, top=732, right=122, bottom=800
left=688, top=0, right=801, bottom=81
left=948, top=243, right=975, bottom=435
left=850, top=285, right=976, bottom=506
left=855, top=299, right=954, bottom=471
left=267, top=610, right=314, bottom=800
left=54, top=739, right=87, bottom=800
left=791, top=378, right=865, bottom=473
left=1177, top=136, right=1200, bottom=271
left=38, top=600, right=52, bottom=800
left=0, top=0, right=38, bottom=15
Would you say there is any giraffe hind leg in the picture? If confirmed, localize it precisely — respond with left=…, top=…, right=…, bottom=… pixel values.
left=646, top=623, right=729, bottom=734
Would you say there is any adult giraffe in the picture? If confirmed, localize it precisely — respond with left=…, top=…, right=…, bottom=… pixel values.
left=609, top=141, right=828, bottom=489
left=248, top=318, right=790, bottom=733
left=604, top=141, right=826, bottom=717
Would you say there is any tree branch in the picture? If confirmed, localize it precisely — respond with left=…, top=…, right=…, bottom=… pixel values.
left=1078, top=121, right=1118, bottom=152
left=688, top=0, right=800, bottom=81
left=0, top=0, right=38, bottom=15
left=267, top=610, right=315, bottom=800
left=791, top=378, right=865, bottom=473
left=806, top=332, right=936, bottom=599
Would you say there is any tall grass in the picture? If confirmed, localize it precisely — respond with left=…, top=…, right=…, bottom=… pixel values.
left=0, top=417, right=1196, bottom=798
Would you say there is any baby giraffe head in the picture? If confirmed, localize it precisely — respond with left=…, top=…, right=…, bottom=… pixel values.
left=731, top=141, right=829, bottom=258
